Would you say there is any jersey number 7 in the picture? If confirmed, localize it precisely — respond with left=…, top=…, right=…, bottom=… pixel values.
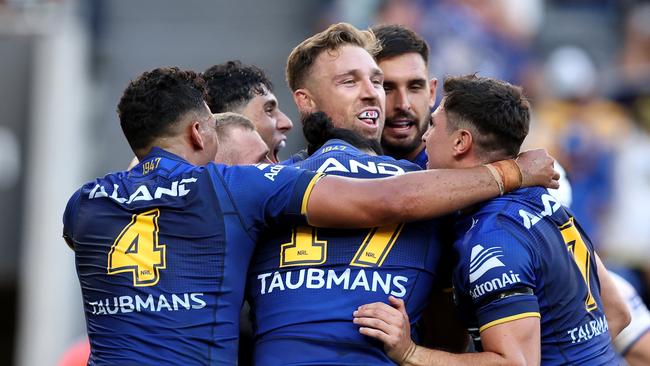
left=559, top=217, right=597, bottom=312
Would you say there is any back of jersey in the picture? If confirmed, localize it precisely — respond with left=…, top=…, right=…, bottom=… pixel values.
left=247, top=140, right=443, bottom=365
left=64, top=149, right=237, bottom=365
left=64, top=147, right=319, bottom=365
left=453, top=187, right=620, bottom=365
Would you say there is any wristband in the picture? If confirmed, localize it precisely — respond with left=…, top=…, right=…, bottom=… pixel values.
left=491, top=159, right=523, bottom=193
left=484, top=163, right=505, bottom=196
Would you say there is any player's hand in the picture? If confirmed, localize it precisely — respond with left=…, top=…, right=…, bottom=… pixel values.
left=516, top=149, right=560, bottom=189
left=354, top=296, right=417, bottom=364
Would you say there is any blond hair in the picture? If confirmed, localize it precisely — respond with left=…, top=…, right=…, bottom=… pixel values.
left=286, top=22, right=381, bottom=91
left=214, top=112, right=255, bottom=141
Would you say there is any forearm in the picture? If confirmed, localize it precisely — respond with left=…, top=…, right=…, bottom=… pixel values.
left=382, top=167, right=501, bottom=223
left=308, top=166, right=501, bottom=228
left=403, top=346, right=520, bottom=366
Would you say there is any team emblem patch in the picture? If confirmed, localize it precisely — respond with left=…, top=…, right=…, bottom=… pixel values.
left=469, top=245, right=505, bottom=283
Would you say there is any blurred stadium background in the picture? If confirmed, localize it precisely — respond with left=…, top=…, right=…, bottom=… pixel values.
left=0, top=0, right=649, bottom=364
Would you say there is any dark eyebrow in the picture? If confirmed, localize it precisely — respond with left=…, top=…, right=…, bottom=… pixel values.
left=264, top=99, right=277, bottom=109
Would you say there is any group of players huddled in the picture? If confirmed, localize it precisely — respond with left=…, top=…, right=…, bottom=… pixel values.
left=62, top=22, right=650, bottom=365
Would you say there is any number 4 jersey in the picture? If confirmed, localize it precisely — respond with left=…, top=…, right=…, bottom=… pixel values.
left=452, top=186, right=620, bottom=365
left=247, top=139, right=445, bottom=365
left=62, top=147, right=319, bottom=365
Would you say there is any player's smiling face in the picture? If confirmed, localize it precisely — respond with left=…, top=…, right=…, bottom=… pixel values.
left=304, top=45, right=385, bottom=141
left=379, top=52, right=436, bottom=157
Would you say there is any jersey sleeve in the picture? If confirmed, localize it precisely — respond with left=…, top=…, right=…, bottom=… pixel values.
left=62, top=189, right=82, bottom=250
left=454, top=220, right=540, bottom=332
left=213, top=163, right=322, bottom=229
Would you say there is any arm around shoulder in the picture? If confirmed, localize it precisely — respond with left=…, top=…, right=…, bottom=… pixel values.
left=306, top=149, right=558, bottom=228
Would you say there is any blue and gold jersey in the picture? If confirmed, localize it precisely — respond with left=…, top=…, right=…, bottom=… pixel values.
left=62, top=147, right=319, bottom=366
left=453, top=187, right=620, bottom=365
left=247, top=139, right=443, bottom=365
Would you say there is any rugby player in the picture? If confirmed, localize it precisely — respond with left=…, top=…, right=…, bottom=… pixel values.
left=354, top=75, right=626, bottom=365
left=247, top=23, right=547, bottom=365
left=62, top=67, right=557, bottom=365
left=373, top=24, right=468, bottom=351
left=247, top=110, right=446, bottom=365
left=213, top=112, right=270, bottom=165
left=373, top=24, right=436, bottom=170
left=203, top=60, right=292, bottom=163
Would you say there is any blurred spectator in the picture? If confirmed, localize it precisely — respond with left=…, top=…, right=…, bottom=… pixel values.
left=382, top=0, right=540, bottom=85
left=531, top=46, right=631, bottom=246
left=619, top=3, right=650, bottom=86
left=598, top=3, right=650, bottom=300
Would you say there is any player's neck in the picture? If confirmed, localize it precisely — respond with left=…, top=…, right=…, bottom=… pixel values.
left=144, top=137, right=208, bottom=166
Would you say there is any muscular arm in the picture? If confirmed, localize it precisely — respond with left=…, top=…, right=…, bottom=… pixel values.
left=407, top=318, right=540, bottom=366
left=595, top=254, right=631, bottom=338
left=354, top=297, right=540, bottom=366
left=307, top=150, right=558, bottom=228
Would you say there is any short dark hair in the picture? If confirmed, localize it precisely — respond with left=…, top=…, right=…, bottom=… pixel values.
left=202, top=61, right=273, bottom=113
left=443, top=74, right=530, bottom=158
left=117, top=67, right=207, bottom=151
left=286, top=23, right=381, bottom=91
left=372, top=24, right=429, bottom=64
left=302, top=112, right=382, bottom=155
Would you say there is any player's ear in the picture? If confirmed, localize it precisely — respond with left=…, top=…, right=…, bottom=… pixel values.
left=428, top=78, right=438, bottom=108
left=189, top=120, right=205, bottom=151
left=453, top=129, right=472, bottom=157
left=293, top=89, right=316, bottom=115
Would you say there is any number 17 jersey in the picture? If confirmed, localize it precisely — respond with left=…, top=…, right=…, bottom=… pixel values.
left=247, top=139, right=444, bottom=365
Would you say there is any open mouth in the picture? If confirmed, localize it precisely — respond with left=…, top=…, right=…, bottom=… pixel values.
left=271, top=140, right=286, bottom=163
left=385, top=119, right=415, bottom=132
left=357, top=110, right=379, bottom=126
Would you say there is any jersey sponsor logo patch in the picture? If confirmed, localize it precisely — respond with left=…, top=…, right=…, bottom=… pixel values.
left=567, top=315, right=609, bottom=344
left=256, top=268, right=408, bottom=297
left=87, top=292, right=207, bottom=315
left=88, top=178, right=197, bottom=204
left=315, top=158, right=406, bottom=176
left=469, top=245, right=505, bottom=284
left=469, top=270, right=522, bottom=299
left=257, top=164, right=285, bottom=181
left=518, top=193, right=562, bottom=229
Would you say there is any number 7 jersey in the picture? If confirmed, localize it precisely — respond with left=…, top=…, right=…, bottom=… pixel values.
left=452, top=187, right=620, bottom=365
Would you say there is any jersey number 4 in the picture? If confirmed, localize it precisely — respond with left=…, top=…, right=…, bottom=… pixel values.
left=559, top=217, right=597, bottom=312
left=280, top=224, right=404, bottom=268
left=107, top=209, right=166, bottom=286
